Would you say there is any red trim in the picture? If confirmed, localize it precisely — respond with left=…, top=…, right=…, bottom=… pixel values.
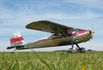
left=10, top=36, right=24, bottom=44
left=72, top=30, right=90, bottom=36
left=33, top=36, right=65, bottom=44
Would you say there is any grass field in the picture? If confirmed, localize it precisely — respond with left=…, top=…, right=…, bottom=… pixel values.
left=0, top=51, right=103, bottom=70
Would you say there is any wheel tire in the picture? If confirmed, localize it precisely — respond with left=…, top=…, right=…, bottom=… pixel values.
left=78, top=47, right=85, bottom=53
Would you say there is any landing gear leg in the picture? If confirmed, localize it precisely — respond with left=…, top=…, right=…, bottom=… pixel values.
left=10, top=49, right=16, bottom=54
left=67, top=42, right=74, bottom=53
left=75, top=43, right=85, bottom=53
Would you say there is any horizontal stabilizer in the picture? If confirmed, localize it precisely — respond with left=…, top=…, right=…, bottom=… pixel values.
left=7, top=46, right=15, bottom=49
left=7, top=45, right=25, bottom=50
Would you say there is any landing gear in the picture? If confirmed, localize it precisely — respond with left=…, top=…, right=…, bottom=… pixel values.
left=67, top=42, right=76, bottom=53
left=10, top=48, right=16, bottom=54
left=77, top=47, right=85, bottom=53
left=67, top=48, right=74, bottom=53
left=76, top=43, right=85, bottom=53
left=67, top=43, right=85, bottom=53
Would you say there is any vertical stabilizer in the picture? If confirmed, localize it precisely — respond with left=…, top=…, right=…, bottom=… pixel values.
left=10, top=32, right=25, bottom=46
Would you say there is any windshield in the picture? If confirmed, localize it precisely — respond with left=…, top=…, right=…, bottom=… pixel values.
left=72, top=28, right=78, bottom=31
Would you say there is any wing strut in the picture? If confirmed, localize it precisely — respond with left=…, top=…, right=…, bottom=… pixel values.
left=57, top=26, right=74, bottom=51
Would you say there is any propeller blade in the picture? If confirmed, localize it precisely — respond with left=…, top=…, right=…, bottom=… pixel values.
left=90, top=26, right=95, bottom=39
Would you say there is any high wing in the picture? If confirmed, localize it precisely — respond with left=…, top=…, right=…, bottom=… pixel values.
left=26, top=20, right=79, bottom=33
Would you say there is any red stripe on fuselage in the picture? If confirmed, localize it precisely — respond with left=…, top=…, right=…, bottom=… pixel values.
left=32, top=37, right=61, bottom=44
left=72, top=30, right=90, bottom=36
left=10, top=36, right=24, bottom=44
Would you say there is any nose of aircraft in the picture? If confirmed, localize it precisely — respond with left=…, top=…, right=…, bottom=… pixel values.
left=89, top=30, right=95, bottom=38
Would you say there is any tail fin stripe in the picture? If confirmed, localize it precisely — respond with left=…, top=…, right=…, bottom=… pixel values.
left=10, top=36, right=24, bottom=44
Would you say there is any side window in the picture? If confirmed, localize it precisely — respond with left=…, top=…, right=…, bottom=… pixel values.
left=66, top=28, right=78, bottom=36
left=66, top=29, right=72, bottom=36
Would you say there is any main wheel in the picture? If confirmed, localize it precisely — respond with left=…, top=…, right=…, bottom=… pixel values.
left=78, top=47, right=85, bottom=53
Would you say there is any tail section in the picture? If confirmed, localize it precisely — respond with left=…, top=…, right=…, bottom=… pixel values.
left=7, top=32, right=25, bottom=49
left=10, top=32, right=25, bottom=46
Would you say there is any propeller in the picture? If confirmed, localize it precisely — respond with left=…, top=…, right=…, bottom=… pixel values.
left=90, top=26, right=95, bottom=39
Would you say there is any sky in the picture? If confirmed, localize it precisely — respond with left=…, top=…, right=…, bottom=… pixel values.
left=0, top=0, right=103, bottom=52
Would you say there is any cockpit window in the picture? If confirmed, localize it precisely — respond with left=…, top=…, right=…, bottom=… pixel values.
left=72, top=28, right=78, bottom=31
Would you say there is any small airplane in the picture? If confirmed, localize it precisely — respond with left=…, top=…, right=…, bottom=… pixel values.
left=7, top=20, right=94, bottom=53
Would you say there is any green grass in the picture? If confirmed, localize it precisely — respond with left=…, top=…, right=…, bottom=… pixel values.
left=0, top=51, right=103, bottom=70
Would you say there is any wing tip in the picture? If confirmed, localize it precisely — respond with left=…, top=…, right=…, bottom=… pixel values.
left=25, top=20, right=45, bottom=29
left=25, top=22, right=33, bottom=29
